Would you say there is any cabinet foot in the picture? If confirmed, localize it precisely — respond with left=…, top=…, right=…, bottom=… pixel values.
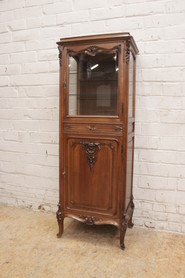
left=120, top=242, right=125, bottom=250
left=128, top=198, right=135, bottom=229
left=120, top=215, right=127, bottom=250
left=56, top=202, right=64, bottom=238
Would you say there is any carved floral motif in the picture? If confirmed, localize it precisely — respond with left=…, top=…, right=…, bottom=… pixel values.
left=80, top=142, right=101, bottom=171
left=79, top=215, right=99, bottom=225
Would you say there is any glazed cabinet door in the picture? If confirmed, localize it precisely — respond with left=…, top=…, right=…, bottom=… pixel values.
left=64, top=135, right=120, bottom=217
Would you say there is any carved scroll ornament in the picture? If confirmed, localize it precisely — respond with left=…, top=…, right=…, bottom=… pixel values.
left=125, top=39, right=131, bottom=64
left=58, top=45, right=63, bottom=67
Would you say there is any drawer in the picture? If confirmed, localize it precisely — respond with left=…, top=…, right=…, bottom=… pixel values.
left=63, top=123, right=124, bottom=136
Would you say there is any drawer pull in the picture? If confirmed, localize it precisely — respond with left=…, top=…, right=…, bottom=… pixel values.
left=87, top=126, right=96, bottom=131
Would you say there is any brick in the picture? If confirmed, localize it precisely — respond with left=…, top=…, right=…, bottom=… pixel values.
left=0, top=23, right=7, bottom=33
left=168, top=222, right=182, bottom=233
left=30, top=132, right=59, bottom=144
left=0, top=64, right=21, bottom=75
left=144, top=13, right=185, bottom=28
left=22, top=62, right=49, bottom=74
left=25, top=39, right=55, bottom=51
left=159, top=137, right=185, bottom=151
left=14, top=6, right=43, bottom=20
left=156, top=191, right=185, bottom=206
left=153, top=203, right=166, bottom=212
left=0, top=32, right=12, bottom=43
left=71, top=21, right=105, bottom=36
left=7, top=19, right=27, bottom=31
left=10, top=52, right=37, bottom=64
left=73, top=0, right=107, bottom=11
left=0, top=42, right=25, bottom=54
left=25, top=0, right=53, bottom=7
left=168, top=213, right=184, bottom=223
left=160, top=110, right=185, bottom=124
left=138, top=40, right=185, bottom=54
left=0, top=87, right=18, bottom=97
left=165, top=1, right=185, bottom=13
left=90, top=6, right=126, bottom=21
left=179, top=206, right=185, bottom=214
left=0, top=76, right=9, bottom=86
left=141, top=202, right=153, bottom=210
left=56, top=10, right=89, bottom=25
left=137, top=54, right=165, bottom=69
left=49, top=61, right=59, bottom=73
left=0, top=54, right=10, bottom=64
left=177, top=179, right=185, bottom=191
left=43, top=1, right=72, bottom=15
left=165, top=205, right=177, bottom=213
left=38, top=49, right=57, bottom=61
left=137, top=175, right=176, bottom=190
left=142, top=68, right=184, bottom=82
left=27, top=15, right=56, bottom=29
left=23, top=109, right=53, bottom=120
left=18, top=86, right=59, bottom=97
left=182, top=225, right=185, bottom=233
left=0, top=0, right=25, bottom=12
left=41, top=26, right=71, bottom=39
left=162, top=83, right=184, bottom=97
left=0, top=11, right=14, bottom=24
left=134, top=187, right=156, bottom=202
left=13, top=29, right=41, bottom=42
left=138, top=149, right=176, bottom=164
left=136, top=109, right=160, bottom=122
left=135, top=136, right=159, bottom=149
left=126, top=2, right=162, bottom=17
left=10, top=73, right=58, bottom=86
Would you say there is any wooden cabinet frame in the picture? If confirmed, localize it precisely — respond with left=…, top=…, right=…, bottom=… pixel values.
left=56, top=33, right=138, bottom=249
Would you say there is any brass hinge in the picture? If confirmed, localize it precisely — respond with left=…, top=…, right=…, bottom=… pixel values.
left=62, top=170, right=66, bottom=176
left=63, top=80, right=67, bottom=89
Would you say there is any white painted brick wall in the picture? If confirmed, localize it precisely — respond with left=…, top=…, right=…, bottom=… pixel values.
left=0, top=0, right=185, bottom=233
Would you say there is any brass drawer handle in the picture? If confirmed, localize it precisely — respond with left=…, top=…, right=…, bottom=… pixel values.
left=87, top=126, right=96, bottom=131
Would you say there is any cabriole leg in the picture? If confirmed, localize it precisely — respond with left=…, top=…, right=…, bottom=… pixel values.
left=56, top=202, right=64, bottom=238
left=120, top=214, right=127, bottom=250
left=128, top=199, right=135, bottom=228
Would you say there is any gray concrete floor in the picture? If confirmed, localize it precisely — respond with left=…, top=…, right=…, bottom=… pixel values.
left=0, top=205, right=185, bottom=278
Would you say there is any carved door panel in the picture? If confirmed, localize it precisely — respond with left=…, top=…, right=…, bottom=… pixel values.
left=64, top=136, right=120, bottom=217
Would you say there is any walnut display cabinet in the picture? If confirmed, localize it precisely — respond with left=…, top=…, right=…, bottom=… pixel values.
left=56, top=33, right=139, bottom=249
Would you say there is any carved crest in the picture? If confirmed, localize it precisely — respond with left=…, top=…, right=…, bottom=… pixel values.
left=68, top=45, right=121, bottom=57
left=85, top=46, right=99, bottom=56
left=80, top=142, right=101, bottom=171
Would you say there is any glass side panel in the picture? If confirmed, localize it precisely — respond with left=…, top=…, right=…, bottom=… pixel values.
left=68, top=50, right=118, bottom=116
left=128, top=53, right=134, bottom=117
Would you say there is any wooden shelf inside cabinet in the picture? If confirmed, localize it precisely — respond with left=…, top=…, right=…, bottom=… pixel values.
left=56, top=33, right=139, bottom=250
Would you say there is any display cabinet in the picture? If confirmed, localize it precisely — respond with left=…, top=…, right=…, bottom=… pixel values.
left=56, top=33, right=138, bottom=249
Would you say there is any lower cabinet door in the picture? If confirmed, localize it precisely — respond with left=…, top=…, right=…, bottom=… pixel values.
left=64, top=135, right=120, bottom=217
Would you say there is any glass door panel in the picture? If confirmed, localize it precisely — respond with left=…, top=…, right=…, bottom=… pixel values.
left=68, top=48, right=119, bottom=116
